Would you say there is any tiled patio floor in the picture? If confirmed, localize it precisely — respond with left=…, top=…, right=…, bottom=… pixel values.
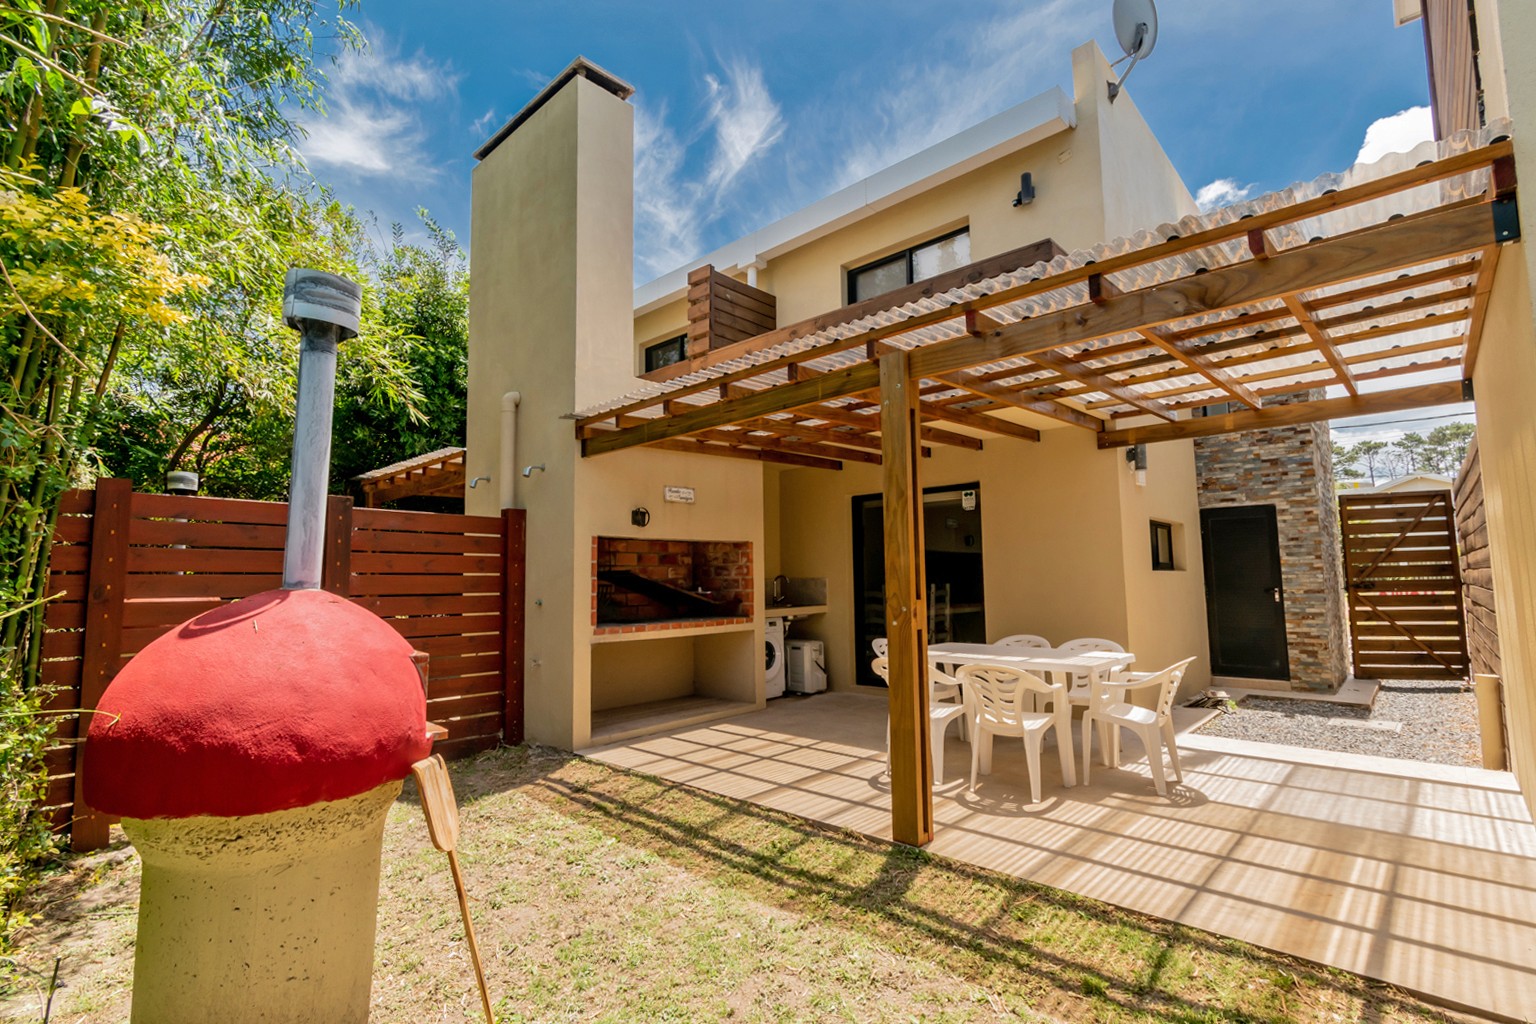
left=585, top=691, right=1536, bottom=1022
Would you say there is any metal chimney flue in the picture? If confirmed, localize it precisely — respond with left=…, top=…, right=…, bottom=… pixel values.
left=280, top=269, right=362, bottom=590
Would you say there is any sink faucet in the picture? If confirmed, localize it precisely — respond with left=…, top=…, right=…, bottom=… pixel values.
left=772, top=574, right=789, bottom=606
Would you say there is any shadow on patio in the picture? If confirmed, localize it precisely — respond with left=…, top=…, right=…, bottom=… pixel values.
left=583, top=692, right=1536, bottom=1022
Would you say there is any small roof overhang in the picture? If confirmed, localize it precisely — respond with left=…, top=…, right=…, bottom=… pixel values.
left=578, top=123, right=1515, bottom=471
left=352, top=447, right=466, bottom=506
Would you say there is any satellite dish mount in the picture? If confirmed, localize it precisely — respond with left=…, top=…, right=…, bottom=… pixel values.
left=1107, top=0, right=1159, bottom=103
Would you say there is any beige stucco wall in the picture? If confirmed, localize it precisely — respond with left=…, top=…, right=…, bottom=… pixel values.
left=1118, top=441, right=1213, bottom=693
left=1464, top=0, right=1536, bottom=812
left=776, top=431, right=1211, bottom=700
left=468, top=75, right=762, bottom=750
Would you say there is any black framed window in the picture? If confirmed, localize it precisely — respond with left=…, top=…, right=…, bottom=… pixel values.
left=847, top=227, right=970, bottom=304
left=1150, top=520, right=1175, bottom=571
left=643, top=334, right=687, bottom=373
left=1193, top=401, right=1237, bottom=418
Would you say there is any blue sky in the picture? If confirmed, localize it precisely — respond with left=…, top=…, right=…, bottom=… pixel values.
left=296, top=0, right=1458, bottom=446
left=298, top=0, right=1433, bottom=282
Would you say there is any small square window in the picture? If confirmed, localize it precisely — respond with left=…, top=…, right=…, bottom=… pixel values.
left=643, top=334, right=688, bottom=373
left=1150, top=520, right=1175, bottom=571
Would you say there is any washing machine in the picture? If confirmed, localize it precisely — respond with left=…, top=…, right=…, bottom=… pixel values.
left=765, top=618, right=787, bottom=698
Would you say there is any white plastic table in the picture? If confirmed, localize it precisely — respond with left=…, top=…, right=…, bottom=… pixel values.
left=926, top=643, right=1137, bottom=780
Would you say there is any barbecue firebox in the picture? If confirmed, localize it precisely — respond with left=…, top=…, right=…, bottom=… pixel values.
left=594, top=537, right=752, bottom=630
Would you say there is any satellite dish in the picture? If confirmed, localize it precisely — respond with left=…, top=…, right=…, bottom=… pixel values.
left=1107, top=0, right=1159, bottom=102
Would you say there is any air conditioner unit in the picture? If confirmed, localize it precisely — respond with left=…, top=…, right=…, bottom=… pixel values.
left=786, top=639, right=827, bottom=694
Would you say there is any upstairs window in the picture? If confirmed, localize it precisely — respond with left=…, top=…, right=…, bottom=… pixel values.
left=643, top=333, right=688, bottom=373
left=847, top=227, right=970, bottom=305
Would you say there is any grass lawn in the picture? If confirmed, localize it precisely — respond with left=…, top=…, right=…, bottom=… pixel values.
left=0, top=745, right=1491, bottom=1023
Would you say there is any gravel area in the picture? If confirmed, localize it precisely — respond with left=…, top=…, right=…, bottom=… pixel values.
left=1196, top=678, right=1483, bottom=767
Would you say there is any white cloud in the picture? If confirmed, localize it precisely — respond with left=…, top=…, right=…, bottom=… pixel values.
left=633, top=57, right=786, bottom=280
left=825, top=0, right=1097, bottom=188
left=1354, top=106, right=1433, bottom=165
left=1194, top=178, right=1253, bottom=213
left=301, top=30, right=459, bottom=180
left=702, top=60, right=785, bottom=194
left=470, top=107, right=498, bottom=138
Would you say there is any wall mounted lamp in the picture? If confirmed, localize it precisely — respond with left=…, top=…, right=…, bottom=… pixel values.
left=1125, top=444, right=1147, bottom=487
left=1012, top=172, right=1036, bottom=208
left=631, top=507, right=650, bottom=528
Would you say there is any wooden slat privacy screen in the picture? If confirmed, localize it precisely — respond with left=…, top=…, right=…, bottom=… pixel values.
left=38, top=481, right=525, bottom=850
left=1454, top=437, right=1500, bottom=678
left=1339, top=490, right=1470, bottom=680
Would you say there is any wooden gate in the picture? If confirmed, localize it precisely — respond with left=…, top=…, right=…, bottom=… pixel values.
left=1339, top=490, right=1469, bottom=680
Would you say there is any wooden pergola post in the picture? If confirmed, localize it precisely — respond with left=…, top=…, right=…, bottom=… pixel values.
left=879, top=350, right=933, bottom=846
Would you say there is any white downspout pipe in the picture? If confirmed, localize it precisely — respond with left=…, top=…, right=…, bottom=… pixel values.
left=499, top=391, right=522, bottom=509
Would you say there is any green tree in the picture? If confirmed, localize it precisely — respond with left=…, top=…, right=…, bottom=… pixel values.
left=1348, top=440, right=1390, bottom=486
left=1332, top=441, right=1363, bottom=480
left=1423, top=422, right=1476, bottom=475
left=0, top=1, right=425, bottom=943
left=331, top=216, right=468, bottom=490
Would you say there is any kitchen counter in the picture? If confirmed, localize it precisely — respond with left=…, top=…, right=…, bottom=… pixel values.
left=765, top=605, right=828, bottom=620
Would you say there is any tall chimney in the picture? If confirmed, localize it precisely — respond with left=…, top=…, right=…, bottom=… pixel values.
left=280, top=268, right=362, bottom=589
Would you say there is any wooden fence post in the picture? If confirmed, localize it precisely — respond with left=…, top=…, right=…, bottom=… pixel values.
left=502, top=508, right=526, bottom=746
left=71, top=477, right=132, bottom=852
left=322, top=495, right=353, bottom=596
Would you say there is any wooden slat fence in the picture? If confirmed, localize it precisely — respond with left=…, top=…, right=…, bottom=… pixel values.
left=37, top=480, right=525, bottom=850
left=1339, top=490, right=1470, bottom=680
left=1455, top=436, right=1500, bottom=678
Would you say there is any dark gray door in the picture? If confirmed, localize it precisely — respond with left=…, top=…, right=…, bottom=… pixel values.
left=1200, top=505, right=1289, bottom=680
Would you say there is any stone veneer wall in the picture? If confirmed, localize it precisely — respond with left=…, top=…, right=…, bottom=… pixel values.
left=1194, top=397, right=1348, bottom=691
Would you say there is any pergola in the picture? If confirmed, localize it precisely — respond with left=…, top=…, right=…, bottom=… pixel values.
left=352, top=447, right=467, bottom=508
left=576, top=132, right=1517, bottom=845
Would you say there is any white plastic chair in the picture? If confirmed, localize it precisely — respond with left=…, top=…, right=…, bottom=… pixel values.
left=1081, top=656, right=1198, bottom=797
left=872, top=656, right=969, bottom=786
left=992, top=633, right=1050, bottom=649
left=956, top=663, right=1074, bottom=803
left=1056, top=637, right=1127, bottom=706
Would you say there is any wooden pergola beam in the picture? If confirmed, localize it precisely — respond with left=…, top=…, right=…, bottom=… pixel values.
left=907, top=202, right=1495, bottom=383
left=809, top=401, right=985, bottom=451
left=1133, top=327, right=1262, bottom=408
left=585, top=200, right=1498, bottom=458
left=917, top=402, right=1041, bottom=442
left=1096, top=380, right=1465, bottom=449
left=739, top=416, right=883, bottom=452
left=1024, top=348, right=1177, bottom=421
left=648, top=437, right=845, bottom=471
left=1462, top=244, right=1501, bottom=376
left=1281, top=293, right=1360, bottom=395
left=933, top=371, right=1104, bottom=430
left=695, top=428, right=881, bottom=465
left=579, top=143, right=1508, bottom=436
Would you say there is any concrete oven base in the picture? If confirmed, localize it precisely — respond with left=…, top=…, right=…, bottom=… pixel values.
left=122, top=780, right=401, bottom=1024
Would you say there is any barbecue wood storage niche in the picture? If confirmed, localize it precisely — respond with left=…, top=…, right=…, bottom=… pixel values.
left=589, top=536, right=758, bottom=743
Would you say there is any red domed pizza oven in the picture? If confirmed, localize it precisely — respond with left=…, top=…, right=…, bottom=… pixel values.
left=80, top=269, right=435, bottom=1024
left=85, top=588, right=431, bottom=819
